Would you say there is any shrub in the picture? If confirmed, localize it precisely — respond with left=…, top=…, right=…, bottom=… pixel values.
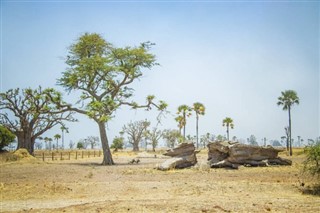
left=111, top=136, right=124, bottom=151
left=0, top=125, right=15, bottom=151
left=77, top=141, right=84, bottom=149
left=303, top=142, right=320, bottom=177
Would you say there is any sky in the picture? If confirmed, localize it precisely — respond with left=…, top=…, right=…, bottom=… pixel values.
left=1, top=0, right=319, bottom=147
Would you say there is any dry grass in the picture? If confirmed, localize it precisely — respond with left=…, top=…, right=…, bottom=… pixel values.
left=0, top=150, right=319, bottom=212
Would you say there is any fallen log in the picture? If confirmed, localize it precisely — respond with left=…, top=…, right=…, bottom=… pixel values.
left=157, top=142, right=198, bottom=171
left=208, top=141, right=292, bottom=169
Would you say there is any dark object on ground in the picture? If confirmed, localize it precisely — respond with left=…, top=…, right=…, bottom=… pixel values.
left=129, top=158, right=140, bottom=164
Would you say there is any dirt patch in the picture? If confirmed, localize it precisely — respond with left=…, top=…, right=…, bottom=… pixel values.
left=0, top=151, right=319, bottom=212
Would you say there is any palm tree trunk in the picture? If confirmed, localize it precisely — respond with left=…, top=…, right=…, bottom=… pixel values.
left=288, top=107, right=292, bottom=156
left=98, top=121, right=114, bottom=165
left=183, top=116, right=186, bottom=140
left=61, top=130, right=64, bottom=150
left=226, top=125, right=229, bottom=141
left=196, top=114, right=199, bottom=149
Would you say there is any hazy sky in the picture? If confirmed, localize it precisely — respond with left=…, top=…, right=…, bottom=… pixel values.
left=1, top=1, right=319, bottom=146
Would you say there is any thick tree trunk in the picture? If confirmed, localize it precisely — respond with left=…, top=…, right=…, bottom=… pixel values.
left=208, top=141, right=292, bottom=169
left=157, top=143, right=198, bottom=171
left=133, top=141, right=139, bottom=152
left=98, top=122, right=114, bottom=165
left=16, top=128, right=34, bottom=155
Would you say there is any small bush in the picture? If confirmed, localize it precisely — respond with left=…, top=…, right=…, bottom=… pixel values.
left=111, top=136, right=124, bottom=151
left=303, top=143, right=320, bottom=177
left=0, top=126, right=15, bottom=151
left=302, top=141, right=320, bottom=195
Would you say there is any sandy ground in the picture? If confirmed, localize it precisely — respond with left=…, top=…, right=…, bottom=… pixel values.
left=0, top=151, right=319, bottom=213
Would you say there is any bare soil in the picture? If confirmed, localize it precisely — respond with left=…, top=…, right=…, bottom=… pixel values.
left=0, top=150, right=319, bottom=212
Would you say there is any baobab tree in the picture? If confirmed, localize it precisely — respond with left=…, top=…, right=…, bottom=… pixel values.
left=277, top=90, right=299, bottom=156
left=58, top=33, right=167, bottom=165
left=0, top=87, right=75, bottom=154
left=222, top=117, right=234, bottom=141
left=122, top=120, right=150, bottom=151
left=193, top=102, right=205, bottom=149
left=176, top=105, right=192, bottom=140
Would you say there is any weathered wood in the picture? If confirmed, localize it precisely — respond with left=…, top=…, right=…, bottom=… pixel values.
left=163, top=142, right=196, bottom=157
left=207, top=141, right=292, bottom=169
left=157, top=142, right=198, bottom=171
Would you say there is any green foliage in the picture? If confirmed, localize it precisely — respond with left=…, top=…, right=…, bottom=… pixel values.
left=111, top=136, right=124, bottom=151
left=303, top=141, right=320, bottom=177
left=193, top=102, right=205, bottom=116
left=222, top=117, right=234, bottom=141
left=54, top=134, right=61, bottom=140
left=176, top=105, right=192, bottom=139
left=58, top=33, right=167, bottom=165
left=0, top=86, right=75, bottom=153
left=58, top=33, right=166, bottom=123
left=77, top=141, right=84, bottom=149
left=277, top=90, right=300, bottom=110
left=0, top=125, right=15, bottom=150
left=222, top=117, right=234, bottom=129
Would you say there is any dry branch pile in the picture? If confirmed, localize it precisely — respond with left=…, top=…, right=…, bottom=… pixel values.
left=208, top=141, right=292, bottom=169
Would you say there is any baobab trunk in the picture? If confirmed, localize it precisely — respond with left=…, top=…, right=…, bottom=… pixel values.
left=133, top=142, right=139, bottom=152
left=16, top=128, right=34, bottom=155
left=98, top=122, right=114, bottom=165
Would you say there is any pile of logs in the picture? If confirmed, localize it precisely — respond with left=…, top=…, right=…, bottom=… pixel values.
left=208, top=141, right=292, bottom=169
left=156, top=142, right=198, bottom=171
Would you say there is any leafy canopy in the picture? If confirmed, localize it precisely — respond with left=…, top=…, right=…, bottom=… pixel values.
left=0, top=87, right=75, bottom=138
left=58, top=33, right=166, bottom=123
left=193, top=102, right=205, bottom=116
left=277, top=90, right=299, bottom=110
left=222, top=117, right=234, bottom=129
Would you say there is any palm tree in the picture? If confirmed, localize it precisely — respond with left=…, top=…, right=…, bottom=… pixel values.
left=175, top=115, right=185, bottom=136
left=277, top=90, right=299, bottom=156
left=222, top=117, right=234, bottom=141
left=54, top=134, right=61, bottom=150
left=44, top=137, right=52, bottom=150
left=176, top=105, right=192, bottom=140
left=193, top=102, right=205, bottom=149
left=60, top=126, right=69, bottom=150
